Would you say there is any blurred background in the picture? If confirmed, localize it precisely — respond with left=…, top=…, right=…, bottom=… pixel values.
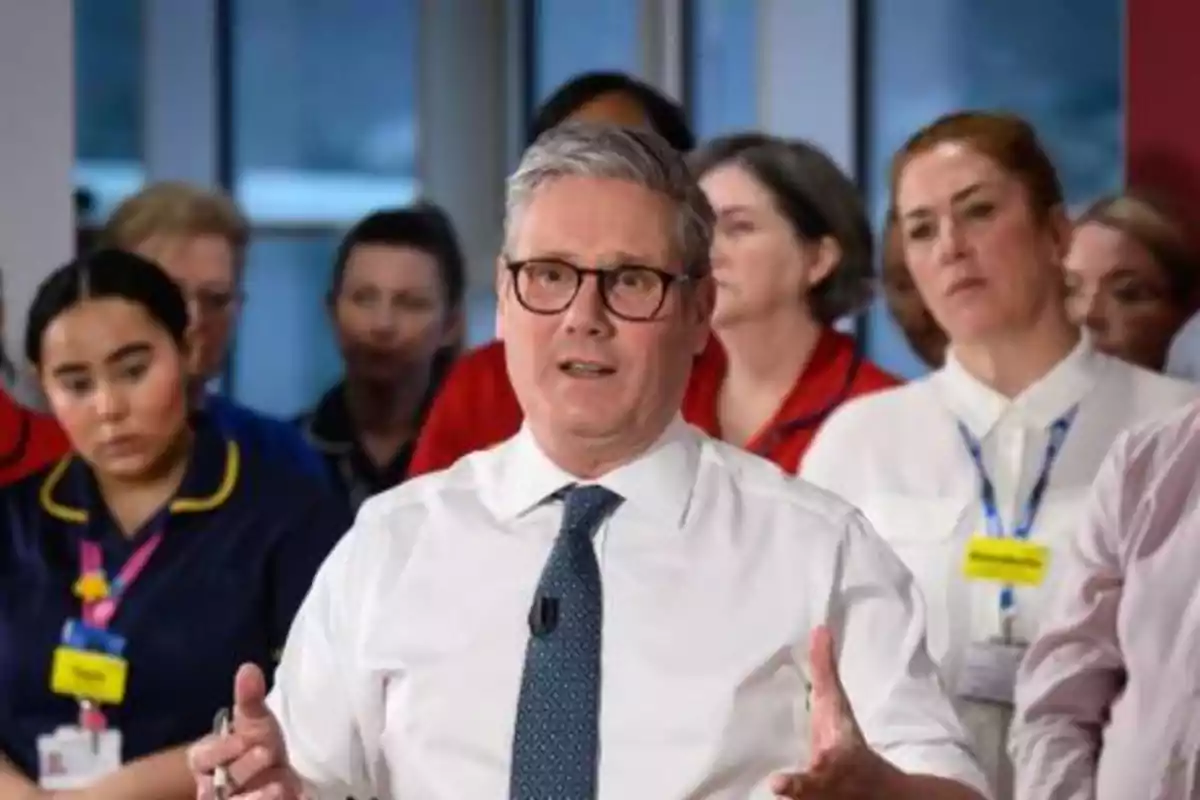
left=4, top=0, right=1195, bottom=419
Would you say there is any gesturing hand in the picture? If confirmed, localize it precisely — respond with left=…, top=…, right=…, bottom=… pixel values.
left=770, top=626, right=887, bottom=798
left=188, top=663, right=304, bottom=799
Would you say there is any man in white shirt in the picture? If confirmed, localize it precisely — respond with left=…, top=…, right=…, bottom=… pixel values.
left=187, top=123, right=988, bottom=800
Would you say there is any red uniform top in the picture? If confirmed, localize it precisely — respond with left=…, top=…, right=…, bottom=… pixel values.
left=681, top=328, right=900, bottom=474
left=408, top=329, right=899, bottom=478
left=0, top=390, right=70, bottom=486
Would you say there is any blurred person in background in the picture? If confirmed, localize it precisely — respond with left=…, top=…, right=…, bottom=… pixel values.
left=1011, top=402, right=1200, bottom=798
left=100, top=182, right=326, bottom=482
left=0, top=251, right=346, bottom=798
left=0, top=268, right=69, bottom=485
left=881, top=215, right=949, bottom=368
left=801, top=111, right=1198, bottom=798
left=1065, top=192, right=1198, bottom=372
left=297, top=204, right=465, bottom=511
left=684, top=133, right=900, bottom=472
left=407, top=71, right=697, bottom=478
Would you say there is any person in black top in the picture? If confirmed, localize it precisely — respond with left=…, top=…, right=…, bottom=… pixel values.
left=297, top=203, right=466, bottom=511
left=528, top=71, right=695, bottom=151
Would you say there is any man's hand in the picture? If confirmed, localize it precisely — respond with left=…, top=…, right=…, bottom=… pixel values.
left=187, top=663, right=304, bottom=799
left=770, top=626, right=891, bottom=798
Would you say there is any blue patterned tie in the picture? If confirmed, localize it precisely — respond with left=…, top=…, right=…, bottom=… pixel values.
left=509, top=484, right=624, bottom=800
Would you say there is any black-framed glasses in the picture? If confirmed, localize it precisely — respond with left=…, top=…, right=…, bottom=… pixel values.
left=505, top=258, right=692, bottom=322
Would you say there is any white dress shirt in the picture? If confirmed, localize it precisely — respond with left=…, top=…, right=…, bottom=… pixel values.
left=267, top=417, right=989, bottom=800
left=800, top=336, right=1198, bottom=798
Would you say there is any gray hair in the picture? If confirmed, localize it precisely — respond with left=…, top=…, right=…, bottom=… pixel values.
left=504, top=122, right=715, bottom=276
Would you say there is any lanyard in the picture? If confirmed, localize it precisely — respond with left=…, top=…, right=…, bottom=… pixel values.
left=957, top=405, right=1078, bottom=613
left=70, top=529, right=163, bottom=732
left=77, top=531, right=164, bottom=629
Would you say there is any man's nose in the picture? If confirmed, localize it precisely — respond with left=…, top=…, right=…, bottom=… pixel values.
left=561, top=275, right=614, bottom=336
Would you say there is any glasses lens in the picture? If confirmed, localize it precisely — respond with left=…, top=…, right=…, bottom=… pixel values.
left=516, top=261, right=580, bottom=312
left=603, top=267, right=667, bottom=320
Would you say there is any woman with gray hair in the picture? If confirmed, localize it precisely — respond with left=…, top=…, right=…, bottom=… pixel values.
left=685, top=133, right=900, bottom=473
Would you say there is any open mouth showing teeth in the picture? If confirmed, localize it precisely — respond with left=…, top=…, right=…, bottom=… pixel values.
left=560, top=360, right=616, bottom=376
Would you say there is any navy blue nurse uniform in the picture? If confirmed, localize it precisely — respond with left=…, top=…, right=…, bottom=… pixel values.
left=0, top=414, right=350, bottom=779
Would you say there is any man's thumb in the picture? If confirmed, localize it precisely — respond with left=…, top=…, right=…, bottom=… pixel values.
left=232, top=662, right=271, bottom=724
left=808, top=625, right=843, bottom=700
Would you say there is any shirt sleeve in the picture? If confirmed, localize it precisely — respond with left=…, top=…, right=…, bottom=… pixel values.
left=267, top=499, right=399, bottom=800
left=831, top=509, right=992, bottom=799
left=1008, top=432, right=1132, bottom=800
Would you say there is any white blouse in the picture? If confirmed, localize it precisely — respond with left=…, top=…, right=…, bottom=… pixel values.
left=800, top=337, right=1198, bottom=798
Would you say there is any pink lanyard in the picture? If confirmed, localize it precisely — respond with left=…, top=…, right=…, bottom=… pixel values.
left=78, top=532, right=164, bottom=629
left=74, top=531, right=163, bottom=732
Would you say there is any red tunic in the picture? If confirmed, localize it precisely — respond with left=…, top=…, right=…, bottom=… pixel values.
left=0, top=390, right=70, bottom=486
left=681, top=329, right=900, bottom=474
left=408, top=330, right=900, bottom=478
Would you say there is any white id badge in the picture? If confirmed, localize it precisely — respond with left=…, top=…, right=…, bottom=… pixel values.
left=36, top=725, right=122, bottom=790
left=954, top=639, right=1026, bottom=706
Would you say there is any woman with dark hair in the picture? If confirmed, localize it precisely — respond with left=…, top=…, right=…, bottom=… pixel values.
left=685, top=133, right=900, bottom=471
left=0, top=250, right=346, bottom=797
left=407, top=71, right=697, bottom=478
left=298, top=203, right=466, bottom=510
left=528, top=70, right=695, bottom=151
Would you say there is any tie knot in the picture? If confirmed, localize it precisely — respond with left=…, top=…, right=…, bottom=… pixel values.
left=561, top=484, right=623, bottom=539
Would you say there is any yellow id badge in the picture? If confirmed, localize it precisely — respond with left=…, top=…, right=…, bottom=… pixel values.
left=50, top=647, right=128, bottom=705
left=962, top=535, right=1049, bottom=586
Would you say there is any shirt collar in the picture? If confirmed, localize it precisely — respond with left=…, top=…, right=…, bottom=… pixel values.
left=686, top=328, right=868, bottom=435
left=487, top=415, right=701, bottom=531
left=935, top=332, right=1101, bottom=437
left=39, top=414, right=240, bottom=524
left=302, top=383, right=356, bottom=455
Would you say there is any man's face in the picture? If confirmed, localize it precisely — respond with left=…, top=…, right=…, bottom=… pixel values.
left=497, top=175, right=713, bottom=473
left=132, top=233, right=239, bottom=383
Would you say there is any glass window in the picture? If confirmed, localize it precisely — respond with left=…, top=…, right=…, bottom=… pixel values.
left=73, top=0, right=145, bottom=225
left=231, top=0, right=420, bottom=225
left=230, top=234, right=344, bottom=418
left=533, top=0, right=642, bottom=102
left=689, top=0, right=757, bottom=138
left=862, top=0, right=1123, bottom=379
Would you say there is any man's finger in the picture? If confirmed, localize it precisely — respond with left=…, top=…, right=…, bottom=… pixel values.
left=228, top=765, right=298, bottom=799
left=188, top=732, right=251, bottom=775
left=769, top=769, right=821, bottom=798
left=233, top=663, right=271, bottom=724
left=225, top=742, right=280, bottom=791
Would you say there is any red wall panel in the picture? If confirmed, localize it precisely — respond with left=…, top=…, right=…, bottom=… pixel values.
left=1126, top=0, right=1200, bottom=235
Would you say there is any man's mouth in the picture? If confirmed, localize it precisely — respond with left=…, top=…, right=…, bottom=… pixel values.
left=559, top=360, right=616, bottom=377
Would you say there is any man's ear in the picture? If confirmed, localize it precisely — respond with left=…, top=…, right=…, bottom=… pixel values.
left=494, top=256, right=509, bottom=341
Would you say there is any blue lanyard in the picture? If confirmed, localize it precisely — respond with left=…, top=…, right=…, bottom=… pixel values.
left=957, top=405, right=1078, bottom=612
